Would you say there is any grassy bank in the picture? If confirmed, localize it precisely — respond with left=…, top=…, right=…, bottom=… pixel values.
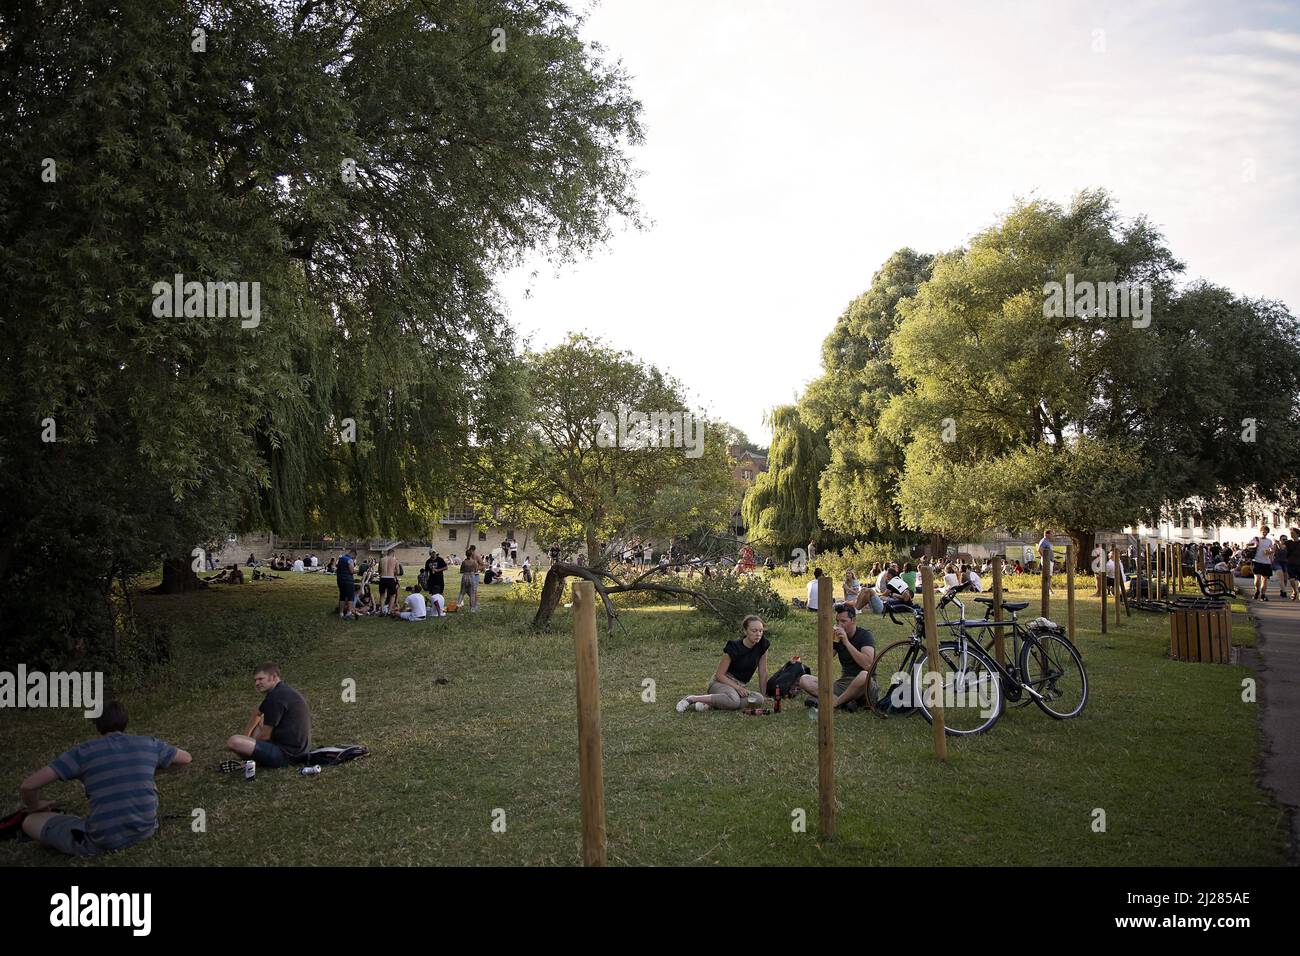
left=0, top=571, right=1282, bottom=866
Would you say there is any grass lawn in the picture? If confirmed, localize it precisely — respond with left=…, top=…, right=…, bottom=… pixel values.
left=1, top=571, right=1284, bottom=866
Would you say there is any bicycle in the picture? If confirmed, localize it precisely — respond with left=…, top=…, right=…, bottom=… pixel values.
left=867, top=585, right=1088, bottom=736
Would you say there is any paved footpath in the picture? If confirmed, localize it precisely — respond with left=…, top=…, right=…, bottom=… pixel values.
left=1244, top=580, right=1300, bottom=865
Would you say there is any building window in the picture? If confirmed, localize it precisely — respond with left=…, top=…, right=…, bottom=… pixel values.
left=448, top=529, right=457, bottom=541
left=742, top=469, right=752, bottom=480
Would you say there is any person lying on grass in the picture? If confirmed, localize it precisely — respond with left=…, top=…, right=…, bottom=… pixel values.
left=676, top=615, right=770, bottom=713
left=225, top=663, right=311, bottom=768
left=18, top=700, right=192, bottom=857
left=798, top=603, right=876, bottom=713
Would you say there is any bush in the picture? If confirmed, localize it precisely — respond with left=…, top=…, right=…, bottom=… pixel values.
left=689, top=573, right=789, bottom=632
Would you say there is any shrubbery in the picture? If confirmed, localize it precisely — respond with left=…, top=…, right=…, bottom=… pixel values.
left=688, top=573, right=789, bottom=632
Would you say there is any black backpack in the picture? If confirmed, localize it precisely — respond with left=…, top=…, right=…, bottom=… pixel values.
left=306, top=744, right=371, bottom=766
left=766, top=658, right=811, bottom=698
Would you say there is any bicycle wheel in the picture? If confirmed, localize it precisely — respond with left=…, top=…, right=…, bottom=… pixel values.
left=867, top=640, right=921, bottom=716
left=914, top=640, right=1004, bottom=735
left=1019, top=632, right=1088, bottom=719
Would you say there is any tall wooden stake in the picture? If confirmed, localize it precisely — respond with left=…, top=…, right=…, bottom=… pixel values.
left=1143, top=540, right=1151, bottom=599
left=1100, top=565, right=1108, bottom=635
left=921, top=565, right=948, bottom=761
left=817, top=575, right=835, bottom=838
left=1113, top=546, right=1124, bottom=625
left=1066, top=544, right=1076, bottom=642
left=572, top=581, right=607, bottom=866
left=1040, top=543, right=1051, bottom=619
left=992, top=555, right=1006, bottom=666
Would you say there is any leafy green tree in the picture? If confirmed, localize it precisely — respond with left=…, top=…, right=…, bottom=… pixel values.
left=459, top=333, right=736, bottom=627
left=802, top=248, right=933, bottom=539
left=882, top=190, right=1300, bottom=565
left=0, top=1, right=643, bottom=662
left=741, top=405, right=829, bottom=559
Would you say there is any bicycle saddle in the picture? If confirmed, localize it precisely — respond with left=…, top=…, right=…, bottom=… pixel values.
left=975, top=597, right=1029, bottom=611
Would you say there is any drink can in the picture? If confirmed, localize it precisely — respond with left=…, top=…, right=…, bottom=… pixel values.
left=300, top=765, right=322, bottom=776
left=243, top=759, right=256, bottom=781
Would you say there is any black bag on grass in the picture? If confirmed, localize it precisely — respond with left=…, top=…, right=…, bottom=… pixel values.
left=765, top=659, right=811, bottom=698
left=307, top=744, right=370, bottom=766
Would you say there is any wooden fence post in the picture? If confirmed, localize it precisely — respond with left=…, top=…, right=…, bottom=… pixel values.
left=992, top=555, right=1005, bottom=666
left=921, top=565, right=948, bottom=761
left=572, top=580, right=606, bottom=866
left=817, top=575, right=835, bottom=838
left=1143, top=539, right=1151, bottom=599
left=1066, top=544, right=1076, bottom=642
left=1040, top=544, right=1051, bottom=619
left=1112, top=546, right=1122, bottom=626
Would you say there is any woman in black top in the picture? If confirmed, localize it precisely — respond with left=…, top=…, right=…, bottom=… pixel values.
left=676, top=615, right=770, bottom=712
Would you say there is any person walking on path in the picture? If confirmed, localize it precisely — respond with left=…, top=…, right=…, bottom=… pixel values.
left=1250, top=525, right=1277, bottom=601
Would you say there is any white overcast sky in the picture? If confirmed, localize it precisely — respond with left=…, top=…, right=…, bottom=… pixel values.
left=496, top=0, right=1300, bottom=445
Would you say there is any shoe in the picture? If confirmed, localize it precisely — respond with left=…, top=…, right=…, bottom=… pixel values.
left=805, top=697, right=818, bottom=708
left=839, top=700, right=860, bottom=713
left=693, top=701, right=708, bottom=712
left=676, top=697, right=691, bottom=713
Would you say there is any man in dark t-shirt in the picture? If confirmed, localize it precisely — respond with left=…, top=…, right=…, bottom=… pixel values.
left=336, top=548, right=357, bottom=618
left=224, top=663, right=311, bottom=767
left=797, top=603, right=876, bottom=711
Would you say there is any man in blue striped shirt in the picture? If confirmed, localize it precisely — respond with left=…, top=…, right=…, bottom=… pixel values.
left=18, top=700, right=191, bottom=857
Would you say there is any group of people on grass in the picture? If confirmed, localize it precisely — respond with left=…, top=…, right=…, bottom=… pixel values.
left=330, top=544, right=530, bottom=620
left=676, top=601, right=880, bottom=715
left=804, top=559, right=985, bottom=614
left=18, top=663, right=309, bottom=859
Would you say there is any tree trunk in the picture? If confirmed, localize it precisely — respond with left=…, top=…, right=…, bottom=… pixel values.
left=151, top=557, right=208, bottom=594
left=1067, top=529, right=1096, bottom=573
left=929, top=532, right=948, bottom=561
left=533, top=565, right=567, bottom=629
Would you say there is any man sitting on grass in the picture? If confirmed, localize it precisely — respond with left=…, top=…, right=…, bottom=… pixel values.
left=19, top=700, right=192, bottom=857
left=798, top=603, right=876, bottom=712
left=225, top=663, right=311, bottom=768
left=399, top=586, right=427, bottom=620
left=875, top=562, right=914, bottom=604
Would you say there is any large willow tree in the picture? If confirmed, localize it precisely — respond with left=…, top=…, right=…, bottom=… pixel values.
left=741, top=405, right=829, bottom=558
left=0, top=0, right=643, bottom=667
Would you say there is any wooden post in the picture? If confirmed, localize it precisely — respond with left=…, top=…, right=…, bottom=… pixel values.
left=1100, top=564, right=1108, bottom=634
left=920, top=565, right=948, bottom=761
left=1159, top=541, right=1165, bottom=597
left=1142, top=540, right=1150, bottom=599
left=1040, top=544, right=1051, bottom=619
left=1112, top=547, right=1122, bottom=626
left=992, top=555, right=1006, bottom=666
left=817, top=575, right=835, bottom=838
left=1066, top=544, right=1076, bottom=644
left=571, top=581, right=606, bottom=866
